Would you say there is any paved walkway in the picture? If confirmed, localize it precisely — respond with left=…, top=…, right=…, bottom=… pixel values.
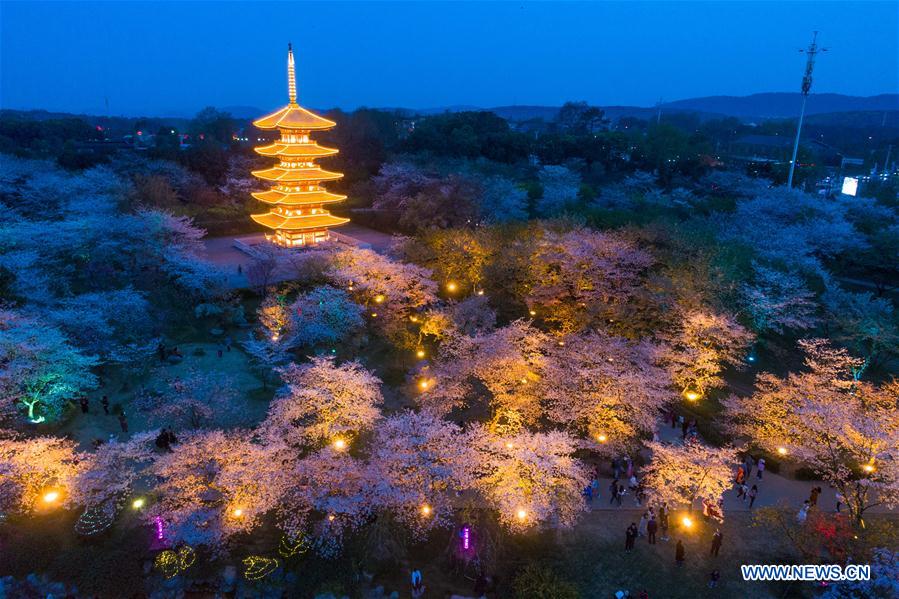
left=200, top=225, right=397, bottom=289
left=583, top=417, right=894, bottom=517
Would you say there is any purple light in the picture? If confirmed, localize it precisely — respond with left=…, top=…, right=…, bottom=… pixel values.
left=462, top=525, right=470, bottom=550
left=154, top=516, right=164, bottom=540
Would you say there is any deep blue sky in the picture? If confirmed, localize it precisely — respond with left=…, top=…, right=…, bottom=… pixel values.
left=2, top=1, right=897, bottom=117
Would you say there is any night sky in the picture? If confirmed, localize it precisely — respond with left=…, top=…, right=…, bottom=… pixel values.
left=2, top=1, right=897, bottom=117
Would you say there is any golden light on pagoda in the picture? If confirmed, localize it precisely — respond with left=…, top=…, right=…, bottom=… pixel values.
left=250, top=44, right=349, bottom=248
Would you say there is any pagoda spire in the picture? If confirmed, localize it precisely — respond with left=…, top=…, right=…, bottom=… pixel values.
left=287, top=43, right=297, bottom=104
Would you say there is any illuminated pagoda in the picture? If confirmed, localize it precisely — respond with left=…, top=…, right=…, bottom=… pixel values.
left=250, top=44, right=348, bottom=248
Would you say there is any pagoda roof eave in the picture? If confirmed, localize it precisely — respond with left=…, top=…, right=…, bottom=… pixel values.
left=252, top=167, right=344, bottom=183
left=251, top=212, right=350, bottom=231
left=253, top=103, right=336, bottom=130
left=251, top=190, right=348, bottom=205
left=255, top=142, right=339, bottom=158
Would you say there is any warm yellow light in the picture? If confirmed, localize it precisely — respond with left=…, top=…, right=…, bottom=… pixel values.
left=333, top=438, right=347, bottom=451
left=529, top=310, right=537, bottom=316
left=777, top=447, right=787, bottom=456
left=416, top=349, right=426, bottom=359
left=597, top=434, right=608, bottom=443
left=862, top=463, right=876, bottom=473
left=516, top=509, right=527, bottom=520
left=371, top=312, right=378, bottom=318
left=419, top=379, right=430, bottom=390
left=682, top=516, right=693, bottom=528
left=685, top=390, right=700, bottom=401
left=505, top=441, right=514, bottom=449
left=420, top=504, right=432, bottom=516
left=327, top=514, right=335, bottom=522
left=132, top=498, right=145, bottom=509
left=233, top=508, right=244, bottom=518
left=477, top=290, right=484, bottom=296
left=374, top=294, right=385, bottom=303
left=271, top=334, right=280, bottom=342
left=520, top=378, right=528, bottom=384
left=558, top=340, right=565, bottom=346
left=409, top=316, right=419, bottom=323
left=447, top=282, right=458, bottom=293
left=42, top=491, right=60, bottom=504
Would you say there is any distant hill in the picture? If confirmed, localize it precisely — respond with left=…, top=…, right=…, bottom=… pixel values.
left=659, top=93, right=899, bottom=120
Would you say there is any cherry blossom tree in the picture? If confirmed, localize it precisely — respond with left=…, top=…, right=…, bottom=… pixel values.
left=424, top=320, right=547, bottom=427
left=526, top=227, right=653, bottom=334
left=261, top=357, right=383, bottom=449
left=71, top=432, right=158, bottom=510
left=451, top=294, right=497, bottom=336
left=740, top=263, right=818, bottom=335
left=287, top=285, right=364, bottom=348
left=658, top=308, right=753, bottom=398
left=467, top=425, right=589, bottom=531
left=0, top=309, right=99, bottom=423
left=723, top=339, right=899, bottom=524
left=641, top=441, right=738, bottom=510
left=536, top=165, right=580, bottom=216
left=478, top=176, right=528, bottom=223
left=369, top=411, right=472, bottom=533
left=0, top=431, right=85, bottom=514
left=280, top=447, right=378, bottom=557
left=542, top=331, right=672, bottom=453
left=150, top=430, right=289, bottom=549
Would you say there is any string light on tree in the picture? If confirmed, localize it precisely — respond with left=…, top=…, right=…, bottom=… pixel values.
left=243, top=556, right=280, bottom=581
left=74, top=505, right=113, bottom=536
left=278, top=535, right=310, bottom=558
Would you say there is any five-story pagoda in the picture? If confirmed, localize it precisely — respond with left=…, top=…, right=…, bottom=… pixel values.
left=250, top=44, right=349, bottom=247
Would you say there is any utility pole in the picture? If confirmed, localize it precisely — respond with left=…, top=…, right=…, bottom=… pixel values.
left=787, top=31, right=827, bottom=189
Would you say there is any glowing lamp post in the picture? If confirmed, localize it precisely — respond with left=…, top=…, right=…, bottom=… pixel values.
left=332, top=438, right=347, bottom=451
left=446, top=282, right=458, bottom=293
left=777, top=447, right=788, bottom=456
left=42, top=490, right=60, bottom=505
left=232, top=507, right=244, bottom=518
left=596, top=434, right=608, bottom=443
left=420, top=504, right=432, bottom=517
left=416, top=349, right=426, bottom=359
left=684, top=390, right=700, bottom=402
left=681, top=515, right=694, bottom=529
left=516, top=508, right=528, bottom=522
left=132, top=498, right=146, bottom=510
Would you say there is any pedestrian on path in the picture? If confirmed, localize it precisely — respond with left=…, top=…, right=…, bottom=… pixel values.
left=675, top=540, right=685, bottom=566
left=748, top=484, right=758, bottom=509
left=736, top=466, right=745, bottom=485
left=647, top=515, right=658, bottom=544
left=625, top=523, right=638, bottom=552
left=617, top=484, right=626, bottom=506
left=797, top=501, right=809, bottom=524
left=118, top=412, right=129, bottom=433
left=638, top=512, right=648, bottom=537
left=591, top=476, right=599, bottom=501
left=660, top=508, right=670, bottom=541
left=670, top=409, right=678, bottom=429
left=708, top=570, right=720, bottom=588
left=836, top=491, right=844, bottom=513
left=681, top=417, right=688, bottom=439
left=744, top=455, right=755, bottom=480
left=809, top=486, right=821, bottom=507
left=757, top=457, right=766, bottom=480
left=583, top=484, right=593, bottom=503
left=710, top=529, right=723, bottom=557
left=737, top=482, right=748, bottom=501
left=609, top=480, right=619, bottom=505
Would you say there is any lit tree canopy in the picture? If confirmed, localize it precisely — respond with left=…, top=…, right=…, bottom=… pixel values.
left=641, top=440, right=738, bottom=509
left=740, top=263, right=818, bottom=335
left=262, top=357, right=383, bottom=449
left=723, top=339, right=899, bottom=523
left=0, top=309, right=99, bottom=424
left=0, top=431, right=85, bottom=515
left=287, top=285, right=365, bottom=348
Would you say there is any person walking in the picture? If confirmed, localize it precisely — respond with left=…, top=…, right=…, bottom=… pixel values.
left=617, top=484, right=626, bottom=506
left=100, top=395, right=109, bottom=415
left=835, top=491, right=845, bottom=513
left=708, top=570, right=720, bottom=588
left=735, top=466, right=745, bottom=485
left=591, top=476, right=599, bottom=501
left=80, top=397, right=89, bottom=414
left=638, top=512, right=648, bottom=537
left=757, top=457, right=766, bottom=480
left=681, top=417, right=688, bottom=439
left=625, top=523, right=638, bottom=552
left=675, top=540, right=685, bottom=566
left=670, top=409, right=678, bottom=429
left=797, top=501, right=809, bottom=524
left=809, top=486, right=821, bottom=507
left=410, top=569, right=424, bottom=598
left=583, top=484, right=593, bottom=504
left=748, top=484, right=758, bottom=509
left=744, top=455, right=755, bottom=480
left=710, top=529, right=723, bottom=557
left=737, top=482, right=748, bottom=501
left=609, top=480, right=619, bottom=506
left=118, top=412, right=129, bottom=433
left=647, top=515, right=658, bottom=545
left=660, top=508, right=670, bottom=542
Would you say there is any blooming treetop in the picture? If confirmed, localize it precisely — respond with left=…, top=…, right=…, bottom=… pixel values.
left=641, top=440, right=738, bottom=509
left=467, top=425, right=589, bottom=531
left=659, top=308, right=753, bottom=397
left=0, top=431, right=85, bottom=514
left=262, top=357, right=383, bottom=448
left=542, top=331, right=672, bottom=453
left=71, top=432, right=157, bottom=510
left=740, top=263, right=818, bottom=335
